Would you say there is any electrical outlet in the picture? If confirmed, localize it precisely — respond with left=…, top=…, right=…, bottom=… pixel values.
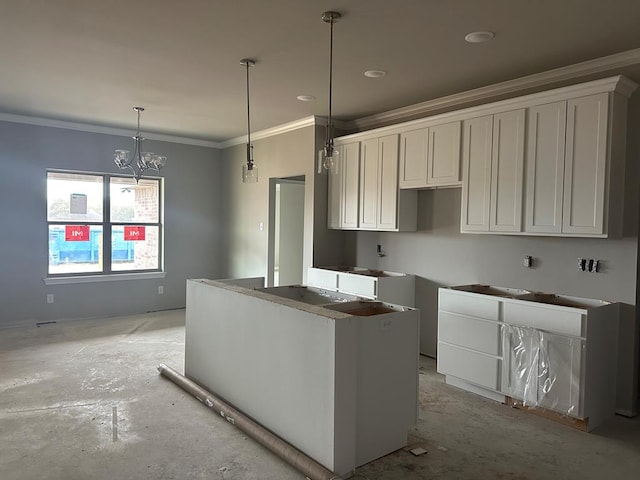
left=46, top=294, right=54, bottom=304
left=523, top=255, right=532, bottom=268
left=578, top=258, right=600, bottom=273
left=158, top=286, right=164, bottom=295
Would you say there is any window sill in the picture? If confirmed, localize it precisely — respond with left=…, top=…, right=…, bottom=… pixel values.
left=44, top=271, right=166, bottom=285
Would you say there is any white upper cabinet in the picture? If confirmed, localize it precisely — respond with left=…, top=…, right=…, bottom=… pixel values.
left=341, top=142, right=361, bottom=229
left=360, top=134, right=412, bottom=231
left=328, top=142, right=360, bottom=229
left=428, top=121, right=462, bottom=186
left=461, top=110, right=525, bottom=233
left=330, top=75, right=635, bottom=237
left=562, top=93, right=608, bottom=235
left=525, top=101, right=567, bottom=233
left=399, top=121, right=461, bottom=189
left=461, top=115, right=493, bottom=232
left=377, top=134, right=400, bottom=230
left=525, top=92, right=619, bottom=237
left=399, top=128, right=429, bottom=188
left=359, top=138, right=380, bottom=229
left=330, top=135, right=416, bottom=231
left=490, top=109, right=525, bottom=232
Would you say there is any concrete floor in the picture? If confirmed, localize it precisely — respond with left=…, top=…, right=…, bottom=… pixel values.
left=1, top=310, right=639, bottom=480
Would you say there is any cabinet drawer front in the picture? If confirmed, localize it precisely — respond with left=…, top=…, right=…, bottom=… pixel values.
left=338, top=273, right=376, bottom=298
left=503, top=302, right=584, bottom=337
left=437, top=343, right=501, bottom=390
left=438, top=312, right=501, bottom=355
left=439, top=290, right=499, bottom=321
left=307, top=268, right=338, bottom=290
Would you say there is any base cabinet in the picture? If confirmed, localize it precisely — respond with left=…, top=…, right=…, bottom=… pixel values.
left=438, top=286, right=619, bottom=431
left=186, top=279, right=419, bottom=477
left=307, top=266, right=415, bottom=307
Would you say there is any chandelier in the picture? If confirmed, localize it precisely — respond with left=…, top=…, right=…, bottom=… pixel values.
left=241, top=59, right=258, bottom=183
left=113, top=107, right=167, bottom=183
left=318, top=11, right=341, bottom=174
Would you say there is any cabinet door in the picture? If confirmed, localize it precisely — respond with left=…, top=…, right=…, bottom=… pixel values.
left=328, top=148, right=344, bottom=229
left=537, top=332, right=583, bottom=417
left=502, top=327, right=583, bottom=417
left=461, top=116, right=493, bottom=232
left=502, top=325, right=539, bottom=402
left=399, top=128, right=429, bottom=188
left=490, top=109, right=525, bottom=232
left=428, top=121, right=461, bottom=185
left=525, top=101, right=567, bottom=233
left=377, top=134, right=399, bottom=230
left=359, top=138, right=379, bottom=229
left=341, top=142, right=360, bottom=229
left=562, top=93, right=608, bottom=235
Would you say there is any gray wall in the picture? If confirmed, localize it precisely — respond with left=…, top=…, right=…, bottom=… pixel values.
left=357, top=188, right=638, bottom=355
left=221, top=125, right=346, bottom=284
left=0, top=121, right=225, bottom=326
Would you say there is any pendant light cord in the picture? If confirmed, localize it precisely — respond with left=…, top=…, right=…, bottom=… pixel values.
left=327, top=15, right=334, bottom=146
left=246, top=61, right=252, bottom=151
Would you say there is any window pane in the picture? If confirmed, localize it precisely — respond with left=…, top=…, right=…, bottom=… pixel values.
left=110, top=177, right=159, bottom=223
left=47, top=172, right=103, bottom=222
left=111, top=225, right=159, bottom=271
left=48, top=225, right=103, bottom=274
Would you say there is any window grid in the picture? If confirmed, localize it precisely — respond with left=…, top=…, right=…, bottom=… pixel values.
left=46, top=171, right=163, bottom=277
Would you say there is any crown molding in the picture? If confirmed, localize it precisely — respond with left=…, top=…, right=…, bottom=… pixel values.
left=336, top=75, right=636, bottom=143
left=353, top=47, right=640, bottom=131
left=222, top=115, right=331, bottom=148
left=221, top=115, right=317, bottom=148
left=0, top=112, right=223, bottom=148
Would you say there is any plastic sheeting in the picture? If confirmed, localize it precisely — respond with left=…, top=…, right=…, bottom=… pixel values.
left=503, top=325, right=582, bottom=417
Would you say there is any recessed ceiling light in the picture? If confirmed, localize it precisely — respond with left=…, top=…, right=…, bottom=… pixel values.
left=464, top=31, right=495, bottom=43
left=364, top=70, right=387, bottom=78
left=296, top=95, right=316, bottom=102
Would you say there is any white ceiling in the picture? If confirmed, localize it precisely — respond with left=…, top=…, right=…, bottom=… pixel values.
left=1, top=0, right=640, bottom=143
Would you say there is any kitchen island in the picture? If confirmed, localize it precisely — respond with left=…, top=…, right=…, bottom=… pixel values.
left=185, top=279, right=420, bottom=477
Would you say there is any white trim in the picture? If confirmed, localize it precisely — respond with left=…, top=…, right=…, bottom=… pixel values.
left=220, top=116, right=352, bottom=148
left=0, top=112, right=223, bottom=148
left=353, top=48, right=640, bottom=130
left=221, top=116, right=319, bottom=148
left=44, top=271, right=167, bottom=285
left=335, top=75, right=637, bottom=144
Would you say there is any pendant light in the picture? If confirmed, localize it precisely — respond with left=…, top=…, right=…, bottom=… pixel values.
left=113, top=107, right=167, bottom=183
left=241, top=59, right=258, bottom=183
left=318, top=10, right=341, bottom=174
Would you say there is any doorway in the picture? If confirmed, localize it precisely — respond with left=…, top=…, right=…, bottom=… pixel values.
left=268, top=176, right=305, bottom=286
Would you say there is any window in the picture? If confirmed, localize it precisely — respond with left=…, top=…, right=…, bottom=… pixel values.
left=47, top=171, right=162, bottom=276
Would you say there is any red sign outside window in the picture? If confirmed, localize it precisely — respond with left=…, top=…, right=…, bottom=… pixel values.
left=124, top=226, right=146, bottom=241
left=65, top=225, right=90, bottom=241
